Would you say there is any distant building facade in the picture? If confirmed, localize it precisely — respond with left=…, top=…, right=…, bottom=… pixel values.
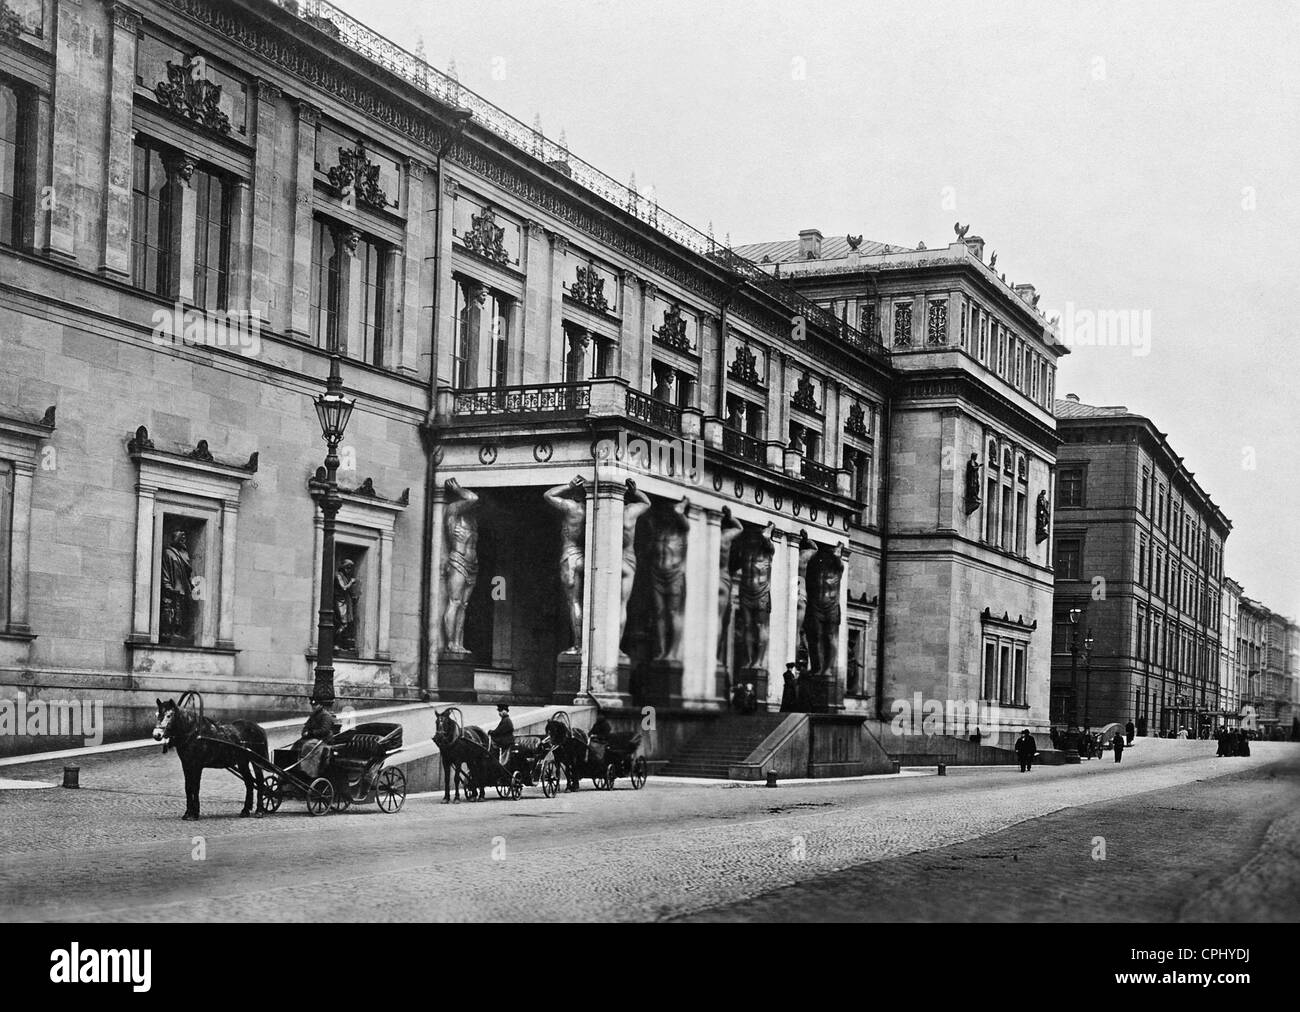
left=1051, top=396, right=1230, bottom=736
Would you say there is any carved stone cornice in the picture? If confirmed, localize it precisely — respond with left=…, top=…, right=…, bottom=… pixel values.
left=443, top=176, right=459, bottom=198
left=127, top=426, right=259, bottom=478
left=548, top=230, right=569, bottom=253
left=523, top=218, right=546, bottom=238
left=296, top=99, right=321, bottom=124
left=641, top=278, right=658, bottom=302
left=406, top=158, right=428, bottom=181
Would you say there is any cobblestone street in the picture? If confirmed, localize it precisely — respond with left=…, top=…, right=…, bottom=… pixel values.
left=1, top=739, right=1296, bottom=922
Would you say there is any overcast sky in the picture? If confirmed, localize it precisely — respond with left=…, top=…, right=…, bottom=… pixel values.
left=335, top=0, right=1299, bottom=618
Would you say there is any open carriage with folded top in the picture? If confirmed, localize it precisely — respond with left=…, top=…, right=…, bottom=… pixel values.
left=544, top=710, right=647, bottom=792
left=263, top=721, right=408, bottom=815
left=491, top=734, right=563, bottom=800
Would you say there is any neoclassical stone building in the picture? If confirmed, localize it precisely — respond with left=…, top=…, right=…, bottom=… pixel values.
left=0, top=0, right=1066, bottom=753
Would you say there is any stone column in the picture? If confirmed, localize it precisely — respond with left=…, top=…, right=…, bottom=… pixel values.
left=226, top=181, right=251, bottom=312
left=768, top=528, right=794, bottom=708
left=473, top=280, right=494, bottom=388
left=287, top=100, right=320, bottom=341
left=131, top=484, right=158, bottom=639
left=47, top=0, right=87, bottom=262
left=397, top=159, right=428, bottom=376
left=431, top=176, right=459, bottom=384
left=546, top=232, right=568, bottom=382
left=30, top=87, right=53, bottom=254
left=683, top=506, right=721, bottom=706
left=337, top=226, right=360, bottom=356
left=160, top=150, right=197, bottom=302
left=520, top=218, right=548, bottom=381
left=636, top=280, right=656, bottom=392
left=217, top=499, right=238, bottom=648
left=587, top=477, right=626, bottom=698
left=98, top=1, right=140, bottom=281
left=377, top=529, right=394, bottom=658
left=427, top=483, right=447, bottom=666
left=503, top=294, right=524, bottom=385
left=616, top=270, right=639, bottom=384
left=5, top=463, right=35, bottom=634
left=249, top=78, right=281, bottom=324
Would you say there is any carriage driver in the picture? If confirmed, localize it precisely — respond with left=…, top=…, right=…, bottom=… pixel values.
left=295, top=694, right=336, bottom=779
left=489, top=704, right=514, bottom=766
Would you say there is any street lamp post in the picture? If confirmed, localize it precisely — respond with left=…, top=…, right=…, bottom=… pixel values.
left=1081, top=629, right=1095, bottom=730
left=311, top=354, right=356, bottom=707
left=1068, top=607, right=1083, bottom=728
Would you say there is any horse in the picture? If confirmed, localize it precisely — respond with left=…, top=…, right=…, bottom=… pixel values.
left=152, top=694, right=269, bottom=820
left=432, top=707, right=494, bottom=803
left=545, top=716, right=590, bottom=792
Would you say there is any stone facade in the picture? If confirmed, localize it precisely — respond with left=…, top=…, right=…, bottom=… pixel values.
left=1051, top=395, right=1231, bottom=736
left=2, top=0, right=1066, bottom=753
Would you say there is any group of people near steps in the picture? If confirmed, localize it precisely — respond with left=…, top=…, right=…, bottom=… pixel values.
left=1215, top=727, right=1253, bottom=757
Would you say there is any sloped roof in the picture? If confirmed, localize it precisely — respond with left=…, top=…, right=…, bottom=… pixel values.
left=733, top=235, right=911, bottom=264
left=1053, top=398, right=1132, bottom=419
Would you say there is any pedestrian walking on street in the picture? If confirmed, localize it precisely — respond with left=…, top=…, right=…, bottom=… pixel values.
left=1125, top=720, right=1135, bottom=746
left=1238, top=731, right=1251, bottom=757
left=1177, top=726, right=1188, bottom=740
left=1015, top=729, right=1037, bottom=773
left=1113, top=733, right=1125, bottom=763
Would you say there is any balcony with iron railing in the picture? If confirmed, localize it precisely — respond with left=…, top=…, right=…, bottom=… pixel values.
left=268, top=0, right=886, bottom=362
left=801, top=457, right=839, bottom=493
left=624, top=388, right=683, bottom=434
left=721, top=426, right=765, bottom=466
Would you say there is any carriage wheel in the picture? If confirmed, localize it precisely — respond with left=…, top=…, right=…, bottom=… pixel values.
left=507, top=771, right=523, bottom=801
left=375, top=766, right=406, bottom=814
left=604, top=763, right=618, bottom=791
left=566, top=771, right=580, bottom=792
left=331, top=786, right=352, bottom=812
left=631, top=757, right=648, bottom=790
left=495, top=782, right=508, bottom=799
left=541, top=759, right=560, bottom=799
left=262, top=773, right=284, bottom=814
left=306, top=777, right=334, bottom=816
left=592, top=776, right=605, bottom=791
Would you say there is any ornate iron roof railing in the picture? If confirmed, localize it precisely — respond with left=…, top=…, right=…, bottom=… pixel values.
left=452, top=382, right=591, bottom=417
left=271, top=0, right=886, bottom=362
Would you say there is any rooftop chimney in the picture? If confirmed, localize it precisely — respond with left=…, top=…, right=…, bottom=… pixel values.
left=1065, top=393, right=1081, bottom=402
left=961, top=234, right=986, bottom=261
left=798, top=228, right=823, bottom=259
left=1014, top=283, right=1037, bottom=305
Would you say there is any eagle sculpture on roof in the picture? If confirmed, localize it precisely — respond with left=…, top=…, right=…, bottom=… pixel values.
left=954, top=222, right=970, bottom=240
left=846, top=234, right=863, bottom=250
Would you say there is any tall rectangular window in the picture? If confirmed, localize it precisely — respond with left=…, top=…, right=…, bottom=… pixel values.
left=999, top=644, right=1012, bottom=702
left=978, top=315, right=988, bottom=362
left=1056, top=539, right=1082, bottom=579
left=1016, top=489, right=1027, bottom=555
left=1059, top=468, right=1085, bottom=507
left=1013, top=646, right=1026, bottom=705
left=489, top=294, right=509, bottom=388
left=982, top=640, right=997, bottom=700
left=0, top=78, right=32, bottom=249
left=357, top=237, right=387, bottom=367
left=192, top=167, right=231, bottom=312
left=310, top=218, right=341, bottom=350
left=131, top=138, right=172, bottom=296
left=892, top=302, right=912, bottom=347
left=927, top=299, right=947, bottom=344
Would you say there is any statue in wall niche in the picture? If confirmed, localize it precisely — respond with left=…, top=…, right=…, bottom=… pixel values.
left=334, top=559, right=360, bottom=652
left=441, top=478, right=480, bottom=653
left=807, top=547, right=845, bottom=678
left=796, top=530, right=816, bottom=658
left=1035, top=489, right=1051, bottom=543
left=160, top=528, right=194, bottom=643
left=619, top=480, right=653, bottom=652
left=717, top=507, right=745, bottom=665
left=735, top=522, right=775, bottom=671
left=965, top=453, right=983, bottom=514
left=648, top=496, right=691, bottom=662
left=544, top=477, right=587, bottom=651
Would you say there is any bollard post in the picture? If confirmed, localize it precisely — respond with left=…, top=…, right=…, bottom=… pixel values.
left=937, top=762, right=946, bottom=776
left=766, top=770, right=778, bottom=788
left=62, top=765, right=80, bottom=789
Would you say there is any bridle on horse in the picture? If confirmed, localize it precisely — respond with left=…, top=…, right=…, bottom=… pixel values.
left=157, top=691, right=206, bottom=754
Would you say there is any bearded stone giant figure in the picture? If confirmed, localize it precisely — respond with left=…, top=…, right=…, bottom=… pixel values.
left=618, top=480, right=652, bottom=654
left=735, top=522, right=775, bottom=671
left=441, top=478, right=480, bottom=653
left=648, top=496, right=690, bottom=662
left=544, top=477, right=587, bottom=650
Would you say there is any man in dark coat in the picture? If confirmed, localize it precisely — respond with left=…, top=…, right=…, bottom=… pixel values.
left=1015, top=729, right=1037, bottom=772
left=1113, top=732, right=1125, bottom=763
left=489, top=704, right=514, bottom=765
left=1237, top=730, right=1251, bottom=757
left=1125, top=720, right=1135, bottom=746
left=780, top=663, right=799, bottom=713
left=296, top=695, right=336, bottom=778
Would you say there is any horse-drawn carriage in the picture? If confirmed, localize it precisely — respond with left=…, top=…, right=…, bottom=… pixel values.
left=545, top=711, right=648, bottom=792
left=265, top=722, right=407, bottom=815
left=432, top=706, right=562, bottom=802
left=151, top=692, right=407, bottom=819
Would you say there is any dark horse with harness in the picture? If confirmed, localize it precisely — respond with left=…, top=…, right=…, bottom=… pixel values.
left=152, top=692, right=269, bottom=820
left=432, top=707, right=495, bottom=803
left=545, top=715, right=591, bottom=792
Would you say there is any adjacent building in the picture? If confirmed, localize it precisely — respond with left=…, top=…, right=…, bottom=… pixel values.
left=1050, top=396, right=1231, bottom=736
